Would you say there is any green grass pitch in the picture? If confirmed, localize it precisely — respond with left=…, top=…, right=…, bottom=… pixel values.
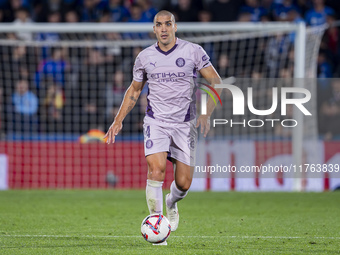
left=0, top=190, right=339, bottom=254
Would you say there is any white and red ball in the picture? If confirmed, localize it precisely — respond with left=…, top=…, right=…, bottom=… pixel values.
left=141, top=214, right=171, bottom=243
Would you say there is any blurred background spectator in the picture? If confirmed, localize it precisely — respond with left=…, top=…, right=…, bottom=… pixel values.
left=1, top=0, right=339, bottom=26
left=239, top=0, right=267, bottom=22
left=272, top=0, right=300, bottom=22
left=317, top=50, right=333, bottom=78
left=13, top=7, right=33, bottom=40
left=127, top=3, right=149, bottom=22
left=137, top=0, right=157, bottom=21
left=80, top=0, right=107, bottom=22
left=40, top=80, right=65, bottom=132
left=208, top=0, right=242, bottom=22
left=108, top=0, right=130, bottom=22
left=10, top=79, right=38, bottom=133
left=35, top=47, right=69, bottom=89
left=171, top=0, right=200, bottom=22
left=64, top=9, right=79, bottom=22
left=305, top=0, right=334, bottom=26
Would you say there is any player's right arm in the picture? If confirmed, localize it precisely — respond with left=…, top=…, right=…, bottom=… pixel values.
left=104, top=79, right=146, bottom=144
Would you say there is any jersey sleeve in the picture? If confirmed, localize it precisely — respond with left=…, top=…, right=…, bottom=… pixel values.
left=133, top=54, right=145, bottom=82
left=194, top=45, right=211, bottom=71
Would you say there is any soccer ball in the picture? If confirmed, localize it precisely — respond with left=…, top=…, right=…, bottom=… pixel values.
left=141, top=214, right=171, bottom=244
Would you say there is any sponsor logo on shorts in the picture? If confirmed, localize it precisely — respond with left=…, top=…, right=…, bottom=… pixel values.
left=176, top=57, right=185, bottom=67
left=146, top=139, right=153, bottom=149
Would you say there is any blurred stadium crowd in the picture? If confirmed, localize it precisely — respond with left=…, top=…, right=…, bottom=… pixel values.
left=0, top=0, right=339, bottom=24
left=0, top=0, right=340, bottom=140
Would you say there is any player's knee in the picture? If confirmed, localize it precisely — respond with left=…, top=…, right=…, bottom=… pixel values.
left=176, top=183, right=190, bottom=192
left=148, top=171, right=164, bottom=181
left=147, top=162, right=166, bottom=181
left=176, top=177, right=192, bottom=192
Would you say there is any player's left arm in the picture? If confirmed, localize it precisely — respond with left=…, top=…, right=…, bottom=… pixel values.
left=196, top=65, right=223, bottom=137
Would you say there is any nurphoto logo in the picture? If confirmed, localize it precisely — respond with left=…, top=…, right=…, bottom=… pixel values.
left=200, top=77, right=312, bottom=128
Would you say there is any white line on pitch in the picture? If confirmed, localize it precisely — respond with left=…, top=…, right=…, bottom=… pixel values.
left=0, top=235, right=339, bottom=239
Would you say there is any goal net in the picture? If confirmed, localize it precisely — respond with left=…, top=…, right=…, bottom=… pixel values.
left=0, top=23, right=327, bottom=190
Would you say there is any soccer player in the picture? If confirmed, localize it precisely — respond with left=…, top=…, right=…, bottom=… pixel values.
left=104, top=10, right=222, bottom=242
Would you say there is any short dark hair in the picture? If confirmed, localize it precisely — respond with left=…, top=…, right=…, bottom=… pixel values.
left=153, top=10, right=176, bottom=24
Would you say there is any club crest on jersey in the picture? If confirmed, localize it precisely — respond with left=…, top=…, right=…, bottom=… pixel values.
left=187, top=136, right=195, bottom=150
left=146, top=139, right=153, bottom=149
left=176, top=57, right=185, bottom=67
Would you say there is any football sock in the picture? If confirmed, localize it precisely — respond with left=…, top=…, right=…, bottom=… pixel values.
left=166, top=180, right=188, bottom=208
left=146, top=179, right=163, bottom=214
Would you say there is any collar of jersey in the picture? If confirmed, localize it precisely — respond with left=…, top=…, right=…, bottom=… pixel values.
left=155, top=38, right=178, bottom=56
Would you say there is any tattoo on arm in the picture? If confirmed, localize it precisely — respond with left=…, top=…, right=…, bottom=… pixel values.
left=129, top=96, right=137, bottom=102
left=125, top=97, right=137, bottom=115
left=125, top=106, right=133, bottom=115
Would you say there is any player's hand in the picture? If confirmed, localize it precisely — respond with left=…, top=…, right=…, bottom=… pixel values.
left=196, top=115, right=210, bottom=138
left=104, top=120, right=123, bottom=144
